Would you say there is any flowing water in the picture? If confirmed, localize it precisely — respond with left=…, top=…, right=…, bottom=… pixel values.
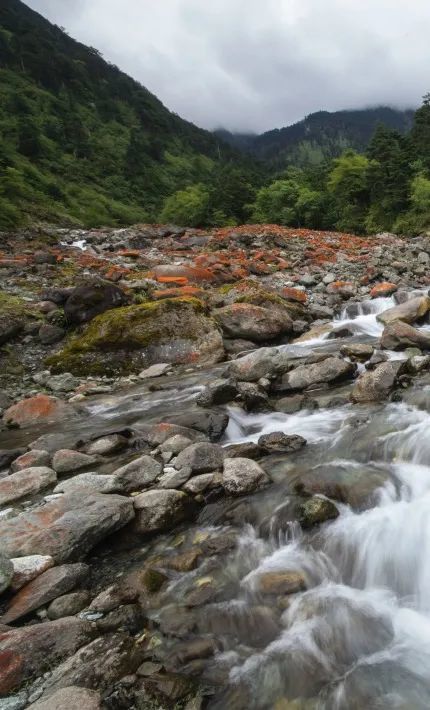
left=5, top=293, right=430, bottom=708
left=202, top=294, right=430, bottom=709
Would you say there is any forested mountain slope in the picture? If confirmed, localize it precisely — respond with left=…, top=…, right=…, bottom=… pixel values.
left=216, top=107, right=415, bottom=167
left=0, top=0, right=259, bottom=228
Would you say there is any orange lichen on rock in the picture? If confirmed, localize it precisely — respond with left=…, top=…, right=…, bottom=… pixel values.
left=370, top=282, right=398, bottom=298
left=282, top=287, right=307, bottom=303
left=3, top=394, right=68, bottom=427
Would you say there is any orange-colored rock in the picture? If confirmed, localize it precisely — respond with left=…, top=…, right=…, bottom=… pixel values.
left=370, top=282, right=398, bottom=298
left=326, top=281, right=356, bottom=297
left=3, top=395, right=68, bottom=428
left=152, top=264, right=215, bottom=283
left=155, top=276, right=189, bottom=285
left=282, top=287, right=307, bottom=304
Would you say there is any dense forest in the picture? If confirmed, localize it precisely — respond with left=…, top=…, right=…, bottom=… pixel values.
left=0, top=0, right=429, bottom=236
left=216, top=107, right=414, bottom=168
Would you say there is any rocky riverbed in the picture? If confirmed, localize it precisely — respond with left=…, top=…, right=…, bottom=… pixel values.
left=2, top=224, right=430, bottom=709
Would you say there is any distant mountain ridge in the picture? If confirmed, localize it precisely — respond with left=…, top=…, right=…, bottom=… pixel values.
left=215, top=107, right=415, bottom=167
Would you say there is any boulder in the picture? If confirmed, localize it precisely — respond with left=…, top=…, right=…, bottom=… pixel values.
left=237, top=382, right=271, bottom=412
left=229, top=347, right=290, bottom=382
left=112, top=454, right=162, bottom=492
left=84, top=433, right=128, bottom=456
left=159, top=435, right=193, bottom=455
left=139, top=363, right=171, bottom=379
left=47, top=591, right=91, bottom=621
left=28, top=686, right=102, bottom=710
left=256, top=571, right=306, bottom=595
left=2, top=563, right=89, bottom=624
left=0, top=491, right=134, bottom=563
left=143, top=422, right=205, bottom=447
left=166, top=411, right=229, bottom=442
left=351, top=361, right=405, bottom=403
left=223, top=442, right=264, bottom=460
left=64, top=279, right=128, bottom=325
left=157, top=467, right=192, bottom=489
left=214, top=303, right=293, bottom=342
left=0, top=617, right=95, bottom=695
left=133, top=489, right=195, bottom=534
left=10, top=449, right=51, bottom=472
left=3, top=395, right=69, bottom=428
left=377, top=295, right=430, bottom=325
left=0, top=466, right=57, bottom=506
left=222, top=458, right=270, bottom=496
left=46, top=373, right=79, bottom=393
left=258, top=432, right=307, bottom=454
left=197, top=379, right=238, bottom=407
left=380, top=321, right=430, bottom=351
left=52, top=450, right=99, bottom=474
left=174, top=442, right=225, bottom=474
left=31, top=632, right=143, bottom=697
left=340, top=343, right=374, bottom=361
left=297, top=496, right=339, bottom=528
left=47, top=298, right=224, bottom=376
left=369, top=282, right=398, bottom=298
left=87, top=584, right=138, bottom=614
left=183, top=472, right=221, bottom=495
left=54, top=473, right=117, bottom=495
left=278, top=357, right=356, bottom=392
left=10, top=555, right=54, bottom=591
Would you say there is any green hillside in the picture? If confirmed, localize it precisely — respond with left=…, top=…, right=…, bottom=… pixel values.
left=0, top=0, right=259, bottom=228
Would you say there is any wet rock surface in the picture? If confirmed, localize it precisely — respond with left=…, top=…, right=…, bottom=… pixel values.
left=2, top=225, right=430, bottom=708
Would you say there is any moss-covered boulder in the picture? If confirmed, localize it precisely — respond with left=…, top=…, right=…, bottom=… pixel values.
left=0, top=291, right=40, bottom=345
left=46, top=298, right=224, bottom=376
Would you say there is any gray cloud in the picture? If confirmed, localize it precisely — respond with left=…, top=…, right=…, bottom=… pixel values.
left=25, top=0, right=428, bottom=133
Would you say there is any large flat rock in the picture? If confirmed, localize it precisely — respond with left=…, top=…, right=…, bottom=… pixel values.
left=0, top=491, right=134, bottom=563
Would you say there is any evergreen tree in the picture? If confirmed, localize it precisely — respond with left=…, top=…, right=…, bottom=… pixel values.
left=411, top=94, right=430, bottom=173
left=365, top=125, right=412, bottom=232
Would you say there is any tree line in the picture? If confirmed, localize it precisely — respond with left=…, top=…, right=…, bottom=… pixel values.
left=163, top=95, right=430, bottom=235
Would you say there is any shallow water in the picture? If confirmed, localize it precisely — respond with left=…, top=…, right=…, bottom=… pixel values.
left=6, top=293, right=430, bottom=708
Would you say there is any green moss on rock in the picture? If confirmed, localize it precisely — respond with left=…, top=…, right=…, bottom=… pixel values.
left=46, top=297, right=224, bottom=376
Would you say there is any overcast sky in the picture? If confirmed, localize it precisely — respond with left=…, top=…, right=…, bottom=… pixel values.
left=25, top=0, right=428, bottom=133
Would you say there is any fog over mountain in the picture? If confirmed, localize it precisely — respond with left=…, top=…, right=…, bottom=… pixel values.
left=25, top=0, right=425, bottom=132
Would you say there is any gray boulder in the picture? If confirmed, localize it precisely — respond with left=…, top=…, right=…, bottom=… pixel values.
left=222, top=458, right=270, bottom=495
left=174, top=442, right=225, bottom=473
left=111, top=454, right=162, bottom=492
left=380, top=321, right=430, bottom=351
left=0, top=466, right=57, bottom=506
left=377, top=295, right=430, bottom=325
left=351, top=361, right=406, bottom=403
left=0, top=491, right=134, bottom=562
left=278, top=357, right=356, bottom=392
left=133, top=489, right=195, bottom=534
left=214, top=303, right=293, bottom=342
left=64, top=279, right=128, bottom=325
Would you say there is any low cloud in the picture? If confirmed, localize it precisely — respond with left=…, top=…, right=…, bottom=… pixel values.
left=26, top=0, right=427, bottom=132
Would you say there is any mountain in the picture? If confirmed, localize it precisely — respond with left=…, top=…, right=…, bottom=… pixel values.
left=216, top=107, right=415, bottom=168
left=0, top=0, right=256, bottom=228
